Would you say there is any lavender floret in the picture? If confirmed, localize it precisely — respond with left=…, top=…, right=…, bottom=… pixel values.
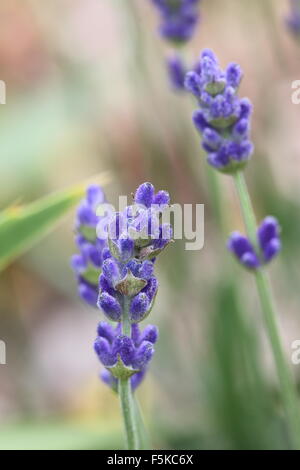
left=95, top=322, right=158, bottom=391
left=166, top=55, right=187, bottom=90
left=227, top=217, right=281, bottom=269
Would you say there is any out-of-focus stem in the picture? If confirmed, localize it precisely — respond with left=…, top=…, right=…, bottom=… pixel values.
left=133, top=394, right=151, bottom=449
left=234, top=170, right=300, bottom=449
left=206, top=166, right=226, bottom=236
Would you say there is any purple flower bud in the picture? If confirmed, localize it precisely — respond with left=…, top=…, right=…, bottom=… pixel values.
left=201, top=48, right=218, bottom=63
left=153, top=190, right=170, bottom=207
left=167, top=55, right=186, bottom=90
left=263, top=238, right=281, bottom=263
left=201, top=54, right=220, bottom=83
left=134, top=182, right=155, bottom=208
left=77, top=204, right=98, bottom=226
left=185, top=71, right=201, bottom=96
left=102, top=258, right=121, bottom=287
left=239, top=98, right=252, bottom=119
left=126, top=259, right=140, bottom=277
left=257, top=217, right=281, bottom=263
left=97, top=292, right=122, bottom=321
left=99, top=274, right=115, bottom=296
left=207, top=150, right=230, bottom=170
left=86, top=184, right=105, bottom=206
left=70, top=254, right=86, bottom=273
left=117, top=237, right=135, bottom=262
left=139, top=325, right=159, bottom=344
left=130, top=293, right=150, bottom=322
left=132, top=341, right=154, bottom=369
left=192, top=110, right=208, bottom=132
left=102, top=247, right=112, bottom=260
left=226, top=63, right=242, bottom=88
left=233, top=118, right=250, bottom=139
left=138, top=260, right=154, bottom=280
left=97, top=322, right=117, bottom=343
left=227, top=232, right=260, bottom=269
left=257, top=216, right=280, bottom=247
left=131, top=323, right=141, bottom=345
left=142, top=277, right=159, bottom=303
left=94, top=337, right=115, bottom=366
left=240, top=252, right=261, bottom=269
left=88, top=244, right=103, bottom=268
left=78, top=282, right=98, bottom=306
left=112, top=335, right=135, bottom=366
left=228, top=216, right=281, bottom=269
left=202, top=128, right=222, bottom=151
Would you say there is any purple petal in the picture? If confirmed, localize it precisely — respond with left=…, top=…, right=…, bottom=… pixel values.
left=97, top=322, right=116, bottom=343
left=139, top=325, right=159, bottom=345
left=134, top=183, right=155, bottom=208
left=94, top=337, right=115, bottom=366
left=129, top=293, right=150, bottom=322
left=97, top=292, right=122, bottom=321
left=102, top=258, right=121, bottom=287
left=78, top=282, right=98, bottom=306
left=263, top=238, right=281, bottom=263
left=257, top=216, right=280, bottom=249
left=132, top=341, right=154, bottom=369
left=142, top=277, right=158, bottom=303
left=112, top=335, right=135, bottom=366
left=153, top=190, right=170, bottom=207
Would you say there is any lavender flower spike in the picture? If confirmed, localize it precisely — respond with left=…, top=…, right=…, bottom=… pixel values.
left=72, top=183, right=173, bottom=449
left=71, top=185, right=107, bottom=306
left=185, top=49, right=254, bottom=173
left=95, top=182, right=173, bottom=389
left=227, top=216, right=281, bottom=269
left=150, top=0, right=201, bottom=43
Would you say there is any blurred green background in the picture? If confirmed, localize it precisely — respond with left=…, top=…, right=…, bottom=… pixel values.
left=0, top=0, right=300, bottom=450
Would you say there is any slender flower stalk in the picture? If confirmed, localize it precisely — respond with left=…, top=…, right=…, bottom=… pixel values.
left=185, top=49, right=300, bottom=448
left=233, top=171, right=300, bottom=449
left=72, top=182, right=173, bottom=450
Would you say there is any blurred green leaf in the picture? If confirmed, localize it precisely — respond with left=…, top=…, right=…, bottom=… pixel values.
left=0, top=172, right=110, bottom=271
left=0, top=420, right=122, bottom=450
left=205, top=277, right=286, bottom=449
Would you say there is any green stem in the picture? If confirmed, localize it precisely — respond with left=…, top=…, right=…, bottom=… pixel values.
left=234, top=171, right=300, bottom=449
left=206, top=166, right=226, bottom=236
left=118, top=297, right=140, bottom=450
left=234, top=171, right=257, bottom=248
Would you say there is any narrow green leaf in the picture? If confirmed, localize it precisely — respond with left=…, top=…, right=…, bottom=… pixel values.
left=0, top=172, right=110, bottom=271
